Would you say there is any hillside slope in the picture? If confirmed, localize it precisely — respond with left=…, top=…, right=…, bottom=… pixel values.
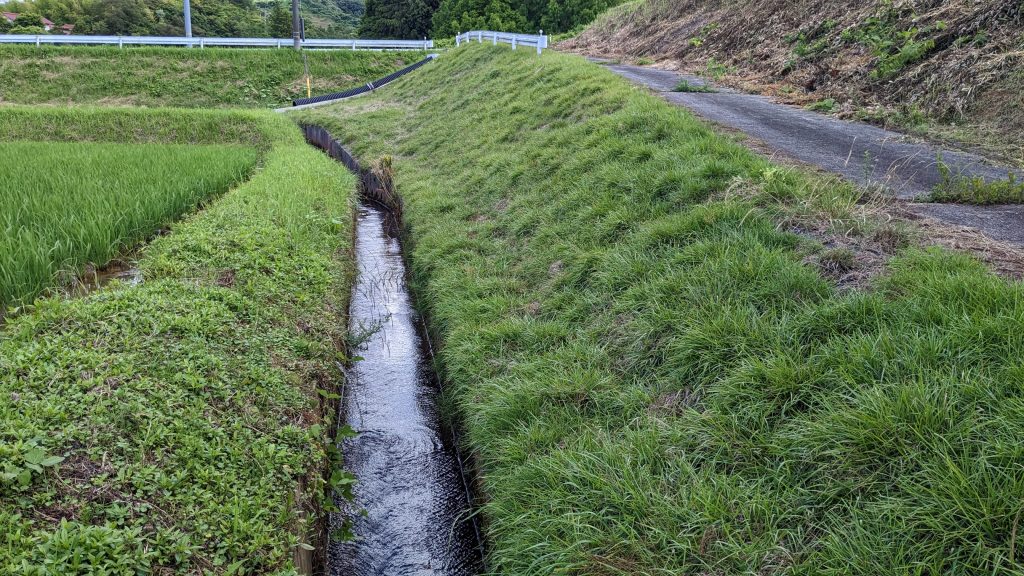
left=0, top=45, right=419, bottom=108
left=565, top=0, right=1023, bottom=165
left=256, top=0, right=365, bottom=36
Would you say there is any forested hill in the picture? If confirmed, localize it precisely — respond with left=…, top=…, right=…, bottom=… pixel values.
left=0, top=0, right=364, bottom=38
left=2, top=0, right=620, bottom=40
left=356, top=0, right=628, bottom=39
left=256, top=0, right=365, bottom=37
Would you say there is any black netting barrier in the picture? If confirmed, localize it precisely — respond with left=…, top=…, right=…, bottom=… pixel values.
left=292, top=56, right=435, bottom=107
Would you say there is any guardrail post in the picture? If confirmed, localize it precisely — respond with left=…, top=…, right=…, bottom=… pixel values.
left=423, top=37, right=428, bottom=50
left=511, top=36, right=517, bottom=50
left=118, top=36, right=123, bottom=49
left=35, top=35, right=40, bottom=47
left=492, top=32, right=497, bottom=45
left=200, top=38, right=205, bottom=48
left=537, top=30, right=543, bottom=55
left=456, top=32, right=460, bottom=47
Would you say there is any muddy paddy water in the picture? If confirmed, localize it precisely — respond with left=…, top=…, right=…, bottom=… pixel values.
left=331, top=203, right=483, bottom=575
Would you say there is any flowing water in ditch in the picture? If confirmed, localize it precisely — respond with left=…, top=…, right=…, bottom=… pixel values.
left=330, top=203, right=484, bottom=576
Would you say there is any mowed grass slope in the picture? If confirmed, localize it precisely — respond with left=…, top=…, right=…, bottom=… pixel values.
left=0, top=109, right=355, bottom=574
left=301, top=45, right=1024, bottom=574
left=0, top=45, right=423, bottom=108
left=0, top=140, right=256, bottom=310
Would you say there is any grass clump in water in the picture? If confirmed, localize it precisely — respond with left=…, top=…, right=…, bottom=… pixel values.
left=0, top=108, right=356, bottom=574
left=0, top=140, right=256, bottom=310
left=300, top=45, right=1024, bottom=574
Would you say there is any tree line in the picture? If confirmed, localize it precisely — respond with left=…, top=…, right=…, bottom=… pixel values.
left=359, top=0, right=626, bottom=39
left=0, top=0, right=360, bottom=37
left=0, top=0, right=622, bottom=38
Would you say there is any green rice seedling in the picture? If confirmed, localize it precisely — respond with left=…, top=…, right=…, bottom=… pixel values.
left=0, top=141, right=256, bottom=309
left=299, top=45, right=1024, bottom=574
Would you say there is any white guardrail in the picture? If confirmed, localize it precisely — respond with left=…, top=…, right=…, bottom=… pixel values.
left=455, top=30, right=549, bottom=55
left=0, top=35, right=433, bottom=50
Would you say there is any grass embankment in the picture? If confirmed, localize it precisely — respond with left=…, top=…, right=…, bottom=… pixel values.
left=0, top=45, right=424, bottom=109
left=0, top=107, right=356, bottom=574
left=0, top=140, right=256, bottom=310
left=300, top=45, right=1024, bottom=574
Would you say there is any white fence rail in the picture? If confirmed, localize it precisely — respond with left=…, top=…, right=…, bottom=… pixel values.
left=455, top=30, right=548, bottom=55
left=0, top=34, right=433, bottom=50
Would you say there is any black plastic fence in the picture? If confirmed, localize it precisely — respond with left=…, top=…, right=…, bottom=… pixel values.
left=292, top=55, right=436, bottom=107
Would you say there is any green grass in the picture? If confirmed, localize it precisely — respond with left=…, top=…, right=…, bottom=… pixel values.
left=0, top=45, right=424, bottom=109
left=929, top=159, right=1024, bottom=204
left=0, top=140, right=256, bottom=311
left=807, top=97, right=837, bottom=113
left=299, top=45, right=1024, bottom=574
left=673, top=79, right=715, bottom=93
left=0, top=108, right=356, bottom=574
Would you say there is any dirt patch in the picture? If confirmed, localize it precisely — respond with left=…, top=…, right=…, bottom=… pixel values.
left=901, top=207, right=1024, bottom=279
left=649, top=388, right=701, bottom=417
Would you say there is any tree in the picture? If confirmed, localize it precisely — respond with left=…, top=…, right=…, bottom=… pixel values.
left=0, top=18, right=11, bottom=34
left=9, top=25, right=47, bottom=33
left=431, top=0, right=624, bottom=37
left=431, top=0, right=525, bottom=37
left=359, top=0, right=437, bottom=39
left=14, top=10, right=46, bottom=28
left=266, top=0, right=291, bottom=37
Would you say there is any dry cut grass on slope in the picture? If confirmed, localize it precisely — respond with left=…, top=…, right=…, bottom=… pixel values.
left=565, top=0, right=1024, bottom=166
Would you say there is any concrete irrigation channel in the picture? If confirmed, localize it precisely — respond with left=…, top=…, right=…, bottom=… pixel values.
left=303, top=125, right=485, bottom=575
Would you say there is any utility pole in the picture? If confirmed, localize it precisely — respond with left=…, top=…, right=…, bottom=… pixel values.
left=183, top=0, right=192, bottom=39
left=291, top=0, right=301, bottom=50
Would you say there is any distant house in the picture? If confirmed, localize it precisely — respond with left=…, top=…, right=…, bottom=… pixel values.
left=2, top=12, right=56, bottom=31
left=60, top=23, right=74, bottom=35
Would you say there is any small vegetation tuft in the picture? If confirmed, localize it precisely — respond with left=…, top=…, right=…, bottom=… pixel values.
left=930, top=159, right=1024, bottom=204
left=673, top=79, right=715, bottom=93
left=806, top=97, right=837, bottom=112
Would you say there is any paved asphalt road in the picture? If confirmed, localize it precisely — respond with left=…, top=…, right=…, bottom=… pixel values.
left=602, top=63, right=1024, bottom=245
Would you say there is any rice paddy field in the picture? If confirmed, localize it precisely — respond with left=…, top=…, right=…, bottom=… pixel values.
left=0, top=140, right=256, bottom=310
left=0, top=108, right=356, bottom=574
